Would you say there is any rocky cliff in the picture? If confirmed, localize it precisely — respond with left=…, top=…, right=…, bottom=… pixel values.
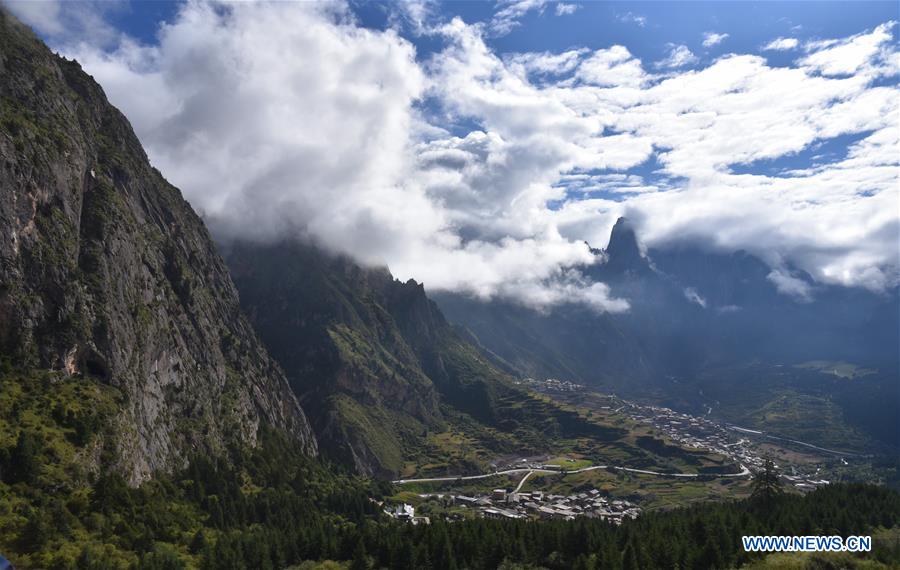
left=0, top=10, right=316, bottom=484
left=226, top=241, right=596, bottom=477
left=226, top=242, right=444, bottom=476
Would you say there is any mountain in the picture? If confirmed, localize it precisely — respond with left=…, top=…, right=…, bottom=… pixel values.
left=225, top=242, right=443, bottom=476
left=0, top=9, right=316, bottom=484
left=225, top=240, right=617, bottom=477
left=435, top=217, right=900, bottom=448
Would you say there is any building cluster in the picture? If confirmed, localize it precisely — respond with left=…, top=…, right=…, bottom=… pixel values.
left=384, top=503, right=430, bottom=525
left=456, top=488, right=641, bottom=524
left=617, top=399, right=833, bottom=491
left=514, top=377, right=585, bottom=393
left=783, top=470, right=831, bottom=491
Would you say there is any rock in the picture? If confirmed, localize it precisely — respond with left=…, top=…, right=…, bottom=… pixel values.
left=0, top=9, right=316, bottom=484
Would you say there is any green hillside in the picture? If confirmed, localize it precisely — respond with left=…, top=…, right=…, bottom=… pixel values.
left=1, top=373, right=898, bottom=569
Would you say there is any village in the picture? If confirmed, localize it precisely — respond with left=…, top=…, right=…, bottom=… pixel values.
left=385, top=486, right=641, bottom=525
left=382, top=379, right=851, bottom=526
left=524, top=377, right=842, bottom=492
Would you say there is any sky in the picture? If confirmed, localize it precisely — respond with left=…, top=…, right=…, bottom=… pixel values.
left=5, top=0, right=899, bottom=311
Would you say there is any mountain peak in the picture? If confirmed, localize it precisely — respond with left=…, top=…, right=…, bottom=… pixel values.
left=605, top=217, right=644, bottom=269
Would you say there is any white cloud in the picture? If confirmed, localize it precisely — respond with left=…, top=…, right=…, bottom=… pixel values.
left=702, top=32, right=729, bottom=48
left=656, top=44, right=699, bottom=69
left=800, top=21, right=897, bottom=76
left=4, top=0, right=119, bottom=46
left=4, top=0, right=64, bottom=34
left=490, top=0, right=549, bottom=36
left=555, top=3, right=580, bottom=16
left=766, top=269, right=814, bottom=301
left=34, top=3, right=899, bottom=308
left=506, top=48, right=587, bottom=77
left=392, top=0, right=440, bottom=35
left=763, top=37, right=799, bottom=51
left=575, top=46, right=649, bottom=87
left=683, top=287, right=708, bottom=307
left=63, top=2, right=433, bottom=256
left=617, top=12, right=646, bottom=28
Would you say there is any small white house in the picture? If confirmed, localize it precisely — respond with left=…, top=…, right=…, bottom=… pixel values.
left=386, top=503, right=415, bottom=521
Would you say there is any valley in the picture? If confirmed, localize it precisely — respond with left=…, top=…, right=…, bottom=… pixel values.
left=383, top=376, right=893, bottom=522
left=532, top=378, right=893, bottom=489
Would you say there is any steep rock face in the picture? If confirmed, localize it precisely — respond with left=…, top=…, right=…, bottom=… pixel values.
left=0, top=11, right=316, bottom=483
left=226, top=242, right=444, bottom=477
left=601, top=217, right=647, bottom=275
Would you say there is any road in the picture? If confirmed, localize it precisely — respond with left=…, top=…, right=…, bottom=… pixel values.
left=728, top=425, right=859, bottom=457
left=392, top=463, right=751, bottom=485
left=513, top=470, right=534, bottom=493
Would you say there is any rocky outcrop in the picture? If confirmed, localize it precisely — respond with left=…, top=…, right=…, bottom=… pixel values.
left=0, top=10, right=316, bottom=484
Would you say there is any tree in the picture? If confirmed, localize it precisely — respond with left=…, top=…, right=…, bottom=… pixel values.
left=622, top=540, right=641, bottom=570
left=190, top=529, right=207, bottom=554
left=135, top=545, right=186, bottom=570
left=697, top=535, right=725, bottom=569
left=350, top=538, right=369, bottom=570
left=7, top=430, right=42, bottom=484
left=18, top=506, right=52, bottom=551
left=751, top=457, right=783, bottom=503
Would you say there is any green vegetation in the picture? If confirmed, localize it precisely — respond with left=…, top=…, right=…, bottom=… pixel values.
left=796, top=361, right=877, bottom=380
left=401, top=465, right=752, bottom=512
left=751, top=457, right=784, bottom=503
left=329, top=394, right=409, bottom=474
left=545, top=456, right=593, bottom=470
left=747, top=391, right=869, bottom=452
left=689, top=361, right=898, bottom=452
left=3, top=363, right=898, bottom=570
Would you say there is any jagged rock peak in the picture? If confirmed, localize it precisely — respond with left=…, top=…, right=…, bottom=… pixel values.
left=606, top=217, right=642, bottom=262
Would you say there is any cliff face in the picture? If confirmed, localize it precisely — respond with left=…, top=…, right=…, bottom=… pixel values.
left=0, top=11, right=316, bottom=483
left=226, top=242, right=443, bottom=476
left=226, top=241, right=558, bottom=477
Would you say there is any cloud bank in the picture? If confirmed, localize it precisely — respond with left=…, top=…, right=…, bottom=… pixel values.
left=10, top=1, right=899, bottom=311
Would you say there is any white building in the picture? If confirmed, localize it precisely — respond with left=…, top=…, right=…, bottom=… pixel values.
left=387, top=503, right=415, bottom=521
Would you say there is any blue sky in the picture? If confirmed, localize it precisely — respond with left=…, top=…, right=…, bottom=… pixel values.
left=7, top=0, right=899, bottom=309
left=100, top=1, right=899, bottom=63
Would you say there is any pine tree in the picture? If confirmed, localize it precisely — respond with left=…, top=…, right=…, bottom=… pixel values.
left=8, top=430, right=42, bottom=485
left=190, top=529, right=207, bottom=554
left=751, top=457, right=784, bottom=503
left=350, top=538, right=369, bottom=570
left=622, top=540, right=640, bottom=570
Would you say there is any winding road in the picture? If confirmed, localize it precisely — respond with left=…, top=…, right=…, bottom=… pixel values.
left=728, top=425, right=860, bottom=457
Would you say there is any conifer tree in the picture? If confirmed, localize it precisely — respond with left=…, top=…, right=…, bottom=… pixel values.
left=751, top=457, right=784, bottom=503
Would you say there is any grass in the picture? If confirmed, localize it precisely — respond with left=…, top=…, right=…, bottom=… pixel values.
left=545, top=456, right=594, bottom=470
left=796, top=360, right=877, bottom=380
left=329, top=394, right=409, bottom=474
left=520, top=468, right=753, bottom=511
left=749, top=391, right=869, bottom=451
